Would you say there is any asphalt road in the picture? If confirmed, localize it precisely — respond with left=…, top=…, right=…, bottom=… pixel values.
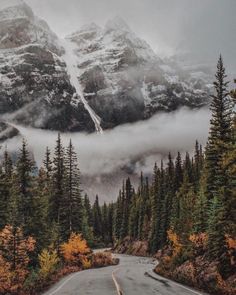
left=43, top=254, right=206, bottom=295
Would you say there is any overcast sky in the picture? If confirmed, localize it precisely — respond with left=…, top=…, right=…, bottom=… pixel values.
left=24, top=0, right=236, bottom=74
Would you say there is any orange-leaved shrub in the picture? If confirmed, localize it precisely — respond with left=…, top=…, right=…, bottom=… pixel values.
left=60, top=233, right=91, bottom=268
left=0, top=225, right=35, bottom=294
left=189, top=233, right=208, bottom=255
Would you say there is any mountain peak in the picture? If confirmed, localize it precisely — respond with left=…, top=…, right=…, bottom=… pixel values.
left=80, top=22, right=101, bottom=32
left=105, top=16, right=131, bottom=32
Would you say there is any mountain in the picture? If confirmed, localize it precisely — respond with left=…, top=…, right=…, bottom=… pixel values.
left=0, top=0, right=94, bottom=133
left=67, top=17, right=211, bottom=129
left=0, top=1, right=212, bottom=137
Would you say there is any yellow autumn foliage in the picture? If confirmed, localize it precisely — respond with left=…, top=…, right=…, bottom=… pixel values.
left=60, top=233, right=91, bottom=267
left=39, top=249, right=60, bottom=278
left=167, top=229, right=182, bottom=257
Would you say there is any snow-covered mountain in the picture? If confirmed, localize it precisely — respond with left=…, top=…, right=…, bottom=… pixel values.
left=0, top=0, right=212, bottom=137
left=66, top=17, right=212, bottom=128
left=0, top=0, right=95, bottom=133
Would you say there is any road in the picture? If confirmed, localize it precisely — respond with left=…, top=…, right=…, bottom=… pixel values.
left=43, top=254, right=206, bottom=295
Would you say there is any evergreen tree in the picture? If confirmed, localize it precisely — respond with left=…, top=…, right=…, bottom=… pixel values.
left=62, top=140, right=83, bottom=239
left=193, top=179, right=208, bottom=233
left=43, top=147, right=52, bottom=182
left=207, top=194, right=227, bottom=260
left=101, top=202, right=108, bottom=241
left=183, top=152, right=193, bottom=184
left=51, top=134, right=64, bottom=226
left=173, top=173, right=195, bottom=242
left=160, top=153, right=175, bottom=245
left=93, top=195, right=102, bottom=238
left=81, top=204, right=94, bottom=246
left=13, top=139, right=36, bottom=233
left=193, top=141, right=202, bottom=187
left=107, top=203, right=115, bottom=244
left=0, top=150, right=13, bottom=229
left=29, top=168, right=50, bottom=262
left=206, top=58, right=234, bottom=267
left=120, top=178, right=133, bottom=239
left=114, top=191, right=123, bottom=240
left=174, top=152, right=183, bottom=191
left=205, top=56, right=232, bottom=199
left=128, top=194, right=139, bottom=239
left=137, top=173, right=145, bottom=240
left=149, top=163, right=161, bottom=253
left=84, top=194, right=93, bottom=227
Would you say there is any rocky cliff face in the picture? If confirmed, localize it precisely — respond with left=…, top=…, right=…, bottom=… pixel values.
left=0, top=1, right=212, bottom=137
left=67, top=17, right=211, bottom=129
left=0, top=0, right=94, bottom=133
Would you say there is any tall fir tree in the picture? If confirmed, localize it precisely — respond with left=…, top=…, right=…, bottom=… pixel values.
left=93, top=195, right=103, bottom=238
left=205, top=55, right=232, bottom=199
left=62, top=140, right=84, bottom=239
left=51, top=134, right=64, bottom=227
left=149, top=163, right=162, bottom=253
left=206, top=57, right=234, bottom=269
left=13, top=139, right=36, bottom=233
left=0, top=150, right=13, bottom=229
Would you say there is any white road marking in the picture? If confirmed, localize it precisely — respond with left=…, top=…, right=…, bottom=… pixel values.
left=112, top=268, right=123, bottom=295
left=148, top=269, right=205, bottom=295
left=47, top=272, right=81, bottom=295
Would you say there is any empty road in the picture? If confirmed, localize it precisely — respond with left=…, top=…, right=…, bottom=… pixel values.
left=43, top=254, right=205, bottom=295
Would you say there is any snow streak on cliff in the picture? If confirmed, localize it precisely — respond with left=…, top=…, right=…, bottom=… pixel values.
left=61, top=39, right=103, bottom=134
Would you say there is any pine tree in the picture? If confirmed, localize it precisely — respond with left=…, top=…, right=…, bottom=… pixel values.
left=62, top=140, right=83, bottom=239
left=207, top=195, right=227, bottom=259
left=206, top=57, right=234, bottom=264
left=160, top=153, right=175, bottom=245
left=174, top=152, right=183, bottom=191
left=120, top=178, right=133, bottom=239
left=13, top=139, right=36, bottom=232
left=149, top=163, right=161, bottom=253
left=84, top=194, right=93, bottom=227
left=193, top=178, right=208, bottom=233
left=43, top=147, right=52, bottom=182
left=137, top=173, right=145, bottom=240
left=174, top=173, right=195, bottom=242
left=81, top=204, right=94, bottom=246
left=128, top=194, right=139, bottom=239
left=183, top=152, right=193, bottom=184
left=51, top=134, right=64, bottom=226
left=93, top=195, right=102, bottom=238
left=0, top=150, right=13, bottom=229
left=29, top=168, right=50, bottom=262
left=107, top=203, right=115, bottom=244
left=114, top=191, right=123, bottom=240
left=143, top=177, right=151, bottom=240
left=205, top=56, right=232, bottom=199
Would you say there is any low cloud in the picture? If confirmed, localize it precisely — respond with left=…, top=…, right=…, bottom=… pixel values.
left=2, top=107, right=211, bottom=200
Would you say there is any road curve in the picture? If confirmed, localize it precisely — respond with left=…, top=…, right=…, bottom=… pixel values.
left=43, top=254, right=206, bottom=295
